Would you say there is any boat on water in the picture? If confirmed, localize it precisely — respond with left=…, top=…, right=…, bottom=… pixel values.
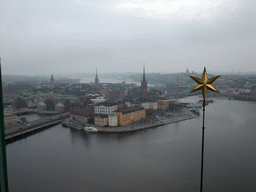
left=190, top=108, right=200, bottom=115
left=186, top=103, right=201, bottom=108
left=62, top=121, right=70, bottom=127
left=84, top=127, right=98, bottom=133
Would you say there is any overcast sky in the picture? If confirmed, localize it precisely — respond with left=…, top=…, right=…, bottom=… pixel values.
left=0, top=0, right=255, bottom=76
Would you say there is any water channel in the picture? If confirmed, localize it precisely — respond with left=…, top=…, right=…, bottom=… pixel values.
left=6, top=98, right=256, bottom=192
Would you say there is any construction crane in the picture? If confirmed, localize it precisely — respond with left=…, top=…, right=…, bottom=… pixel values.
left=176, top=79, right=184, bottom=102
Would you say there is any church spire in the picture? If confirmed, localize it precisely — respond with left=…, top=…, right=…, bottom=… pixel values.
left=141, top=65, right=148, bottom=98
left=95, top=68, right=99, bottom=85
left=143, top=65, right=146, bottom=82
left=50, top=75, right=54, bottom=88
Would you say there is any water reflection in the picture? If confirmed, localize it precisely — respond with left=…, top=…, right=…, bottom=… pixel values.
left=6, top=98, right=256, bottom=192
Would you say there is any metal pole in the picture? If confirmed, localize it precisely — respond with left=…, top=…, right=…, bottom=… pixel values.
left=0, top=59, right=9, bottom=192
left=200, top=98, right=205, bottom=192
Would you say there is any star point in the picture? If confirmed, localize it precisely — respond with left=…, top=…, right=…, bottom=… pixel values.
left=189, top=67, right=220, bottom=98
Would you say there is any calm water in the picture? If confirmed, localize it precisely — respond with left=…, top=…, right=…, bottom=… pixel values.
left=6, top=98, right=256, bottom=192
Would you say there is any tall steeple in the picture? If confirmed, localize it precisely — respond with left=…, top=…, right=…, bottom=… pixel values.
left=50, top=75, right=55, bottom=88
left=95, top=68, right=99, bottom=85
left=143, top=65, right=146, bottom=82
left=141, top=65, right=148, bottom=98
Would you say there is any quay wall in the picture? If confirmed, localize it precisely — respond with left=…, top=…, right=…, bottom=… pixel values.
left=96, top=114, right=196, bottom=133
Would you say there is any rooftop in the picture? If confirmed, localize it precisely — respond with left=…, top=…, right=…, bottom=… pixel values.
left=108, top=112, right=117, bottom=116
left=116, top=106, right=145, bottom=114
left=95, top=102, right=116, bottom=107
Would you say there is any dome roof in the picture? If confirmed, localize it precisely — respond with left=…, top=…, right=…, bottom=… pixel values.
left=55, top=102, right=64, bottom=107
left=37, top=102, right=46, bottom=106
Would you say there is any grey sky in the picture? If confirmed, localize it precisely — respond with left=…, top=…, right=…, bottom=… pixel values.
left=1, top=0, right=255, bottom=75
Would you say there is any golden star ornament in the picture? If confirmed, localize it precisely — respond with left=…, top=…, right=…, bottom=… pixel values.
left=189, top=67, right=220, bottom=98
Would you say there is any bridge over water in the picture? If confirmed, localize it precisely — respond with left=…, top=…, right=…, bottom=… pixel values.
left=5, top=112, right=70, bottom=141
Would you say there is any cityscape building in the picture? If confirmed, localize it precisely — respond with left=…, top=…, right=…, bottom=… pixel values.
left=4, top=114, right=17, bottom=127
left=70, top=102, right=93, bottom=122
left=108, top=112, right=118, bottom=126
left=94, top=114, right=108, bottom=127
left=94, top=102, right=117, bottom=115
left=55, top=102, right=65, bottom=112
left=116, top=106, right=146, bottom=126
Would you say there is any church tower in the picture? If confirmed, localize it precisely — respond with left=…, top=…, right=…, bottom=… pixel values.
left=141, top=65, right=148, bottom=98
left=50, top=75, right=55, bottom=88
left=95, top=69, right=99, bottom=86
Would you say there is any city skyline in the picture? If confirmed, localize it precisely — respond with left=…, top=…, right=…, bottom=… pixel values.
left=1, top=0, right=255, bottom=75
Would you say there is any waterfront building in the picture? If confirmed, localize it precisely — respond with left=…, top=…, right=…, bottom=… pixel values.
left=55, top=102, right=65, bottom=112
left=141, top=65, right=148, bottom=98
left=94, top=102, right=117, bottom=115
left=108, top=112, right=118, bottom=126
left=141, top=101, right=157, bottom=110
left=27, top=100, right=37, bottom=108
left=94, top=114, right=108, bottom=127
left=251, top=85, right=256, bottom=98
left=37, top=102, right=47, bottom=110
left=4, top=114, right=17, bottom=127
left=116, top=106, right=146, bottom=126
left=157, top=100, right=169, bottom=110
left=70, top=103, right=93, bottom=122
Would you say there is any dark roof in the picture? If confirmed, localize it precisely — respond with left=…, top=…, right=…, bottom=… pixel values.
left=95, top=102, right=116, bottom=107
left=116, top=106, right=145, bottom=114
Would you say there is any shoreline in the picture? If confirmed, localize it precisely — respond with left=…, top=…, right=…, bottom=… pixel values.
left=69, top=113, right=196, bottom=133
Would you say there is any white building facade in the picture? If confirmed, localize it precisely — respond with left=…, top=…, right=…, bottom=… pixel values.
left=108, top=112, right=118, bottom=126
left=94, top=104, right=117, bottom=115
left=141, top=102, right=158, bottom=110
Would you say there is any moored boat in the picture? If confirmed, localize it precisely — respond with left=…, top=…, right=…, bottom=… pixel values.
left=62, top=121, right=70, bottom=127
left=84, top=127, right=98, bottom=133
left=190, top=108, right=200, bottom=115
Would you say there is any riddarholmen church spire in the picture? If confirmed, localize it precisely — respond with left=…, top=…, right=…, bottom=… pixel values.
left=143, top=65, right=146, bottom=82
left=50, top=75, right=55, bottom=88
left=141, top=65, right=148, bottom=98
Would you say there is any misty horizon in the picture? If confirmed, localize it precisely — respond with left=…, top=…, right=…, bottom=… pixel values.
left=1, top=0, right=255, bottom=75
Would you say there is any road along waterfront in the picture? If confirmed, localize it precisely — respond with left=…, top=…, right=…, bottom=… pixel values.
left=5, top=112, right=70, bottom=141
